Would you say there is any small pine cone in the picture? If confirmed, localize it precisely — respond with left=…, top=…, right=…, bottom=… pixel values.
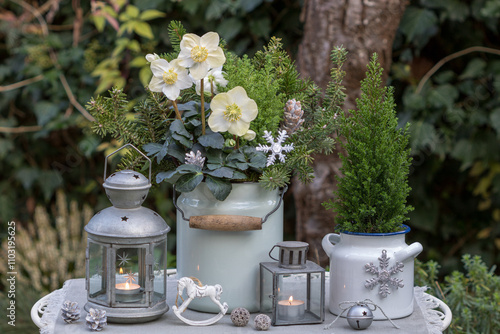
left=185, top=150, right=205, bottom=167
left=61, top=300, right=80, bottom=324
left=254, top=314, right=271, bottom=331
left=230, top=307, right=250, bottom=327
left=281, top=99, right=304, bottom=135
left=86, top=308, right=107, bottom=331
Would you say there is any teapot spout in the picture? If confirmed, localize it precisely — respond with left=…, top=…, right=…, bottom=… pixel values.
left=394, top=242, right=423, bottom=262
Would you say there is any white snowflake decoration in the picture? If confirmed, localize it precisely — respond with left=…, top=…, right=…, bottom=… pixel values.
left=117, top=252, right=130, bottom=267
left=364, top=249, right=404, bottom=298
left=256, top=130, right=294, bottom=167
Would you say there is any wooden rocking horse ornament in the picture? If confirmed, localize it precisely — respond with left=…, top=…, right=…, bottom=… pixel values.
left=172, top=277, right=229, bottom=326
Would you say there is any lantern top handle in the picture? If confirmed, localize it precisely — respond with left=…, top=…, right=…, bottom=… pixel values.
left=104, top=143, right=152, bottom=184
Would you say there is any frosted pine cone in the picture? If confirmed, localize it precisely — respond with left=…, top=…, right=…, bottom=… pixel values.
left=281, top=99, right=304, bottom=135
left=61, top=300, right=80, bottom=323
left=254, top=314, right=271, bottom=331
left=86, top=308, right=107, bottom=331
left=230, top=307, right=250, bottom=327
left=185, top=150, right=205, bottom=167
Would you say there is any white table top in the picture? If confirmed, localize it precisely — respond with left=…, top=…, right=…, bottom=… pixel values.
left=32, top=274, right=451, bottom=334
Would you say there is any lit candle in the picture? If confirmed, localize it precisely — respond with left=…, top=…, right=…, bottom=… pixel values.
left=277, top=296, right=305, bottom=321
left=115, top=270, right=142, bottom=302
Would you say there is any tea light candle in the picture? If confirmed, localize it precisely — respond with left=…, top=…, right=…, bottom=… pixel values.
left=115, top=281, right=141, bottom=294
left=277, top=296, right=305, bottom=320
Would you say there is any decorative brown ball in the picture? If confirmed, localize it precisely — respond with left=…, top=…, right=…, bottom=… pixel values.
left=230, top=307, right=250, bottom=327
left=254, top=314, right=271, bottom=331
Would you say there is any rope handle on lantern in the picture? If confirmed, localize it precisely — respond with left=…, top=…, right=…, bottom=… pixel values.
left=324, top=299, right=400, bottom=330
left=104, top=143, right=152, bottom=183
left=172, top=184, right=287, bottom=231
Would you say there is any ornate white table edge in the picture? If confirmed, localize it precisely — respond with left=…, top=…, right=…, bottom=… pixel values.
left=31, top=270, right=452, bottom=333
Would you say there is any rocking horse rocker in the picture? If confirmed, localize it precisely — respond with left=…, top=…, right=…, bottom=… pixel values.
left=172, top=277, right=229, bottom=326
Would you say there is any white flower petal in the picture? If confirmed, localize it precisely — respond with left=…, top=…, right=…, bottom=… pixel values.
left=206, top=47, right=226, bottom=68
left=208, top=110, right=230, bottom=132
left=177, top=74, right=194, bottom=90
left=200, top=32, right=220, bottom=51
left=148, top=76, right=164, bottom=92
left=210, top=92, right=232, bottom=113
left=180, top=33, right=200, bottom=50
left=242, top=130, right=256, bottom=141
left=162, top=84, right=181, bottom=101
left=189, top=61, right=211, bottom=80
left=150, top=59, right=169, bottom=77
left=239, top=99, right=258, bottom=122
left=227, top=120, right=250, bottom=137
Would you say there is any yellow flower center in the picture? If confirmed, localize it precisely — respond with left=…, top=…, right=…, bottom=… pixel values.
left=162, top=69, right=178, bottom=85
left=224, top=103, right=242, bottom=122
left=191, top=46, right=209, bottom=63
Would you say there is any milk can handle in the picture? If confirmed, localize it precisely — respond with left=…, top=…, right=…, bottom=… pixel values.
left=104, top=143, right=152, bottom=183
left=173, top=184, right=287, bottom=231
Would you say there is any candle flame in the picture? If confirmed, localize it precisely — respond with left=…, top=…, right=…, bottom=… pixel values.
left=289, top=296, right=293, bottom=305
left=125, top=282, right=130, bottom=289
left=119, top=267, right=123, bottom=274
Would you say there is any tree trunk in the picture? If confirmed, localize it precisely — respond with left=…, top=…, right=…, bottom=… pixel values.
left=295, top=0, right=407, bottom=266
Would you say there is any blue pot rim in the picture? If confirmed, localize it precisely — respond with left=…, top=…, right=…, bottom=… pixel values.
left=339, top=224, right=410, bottom=236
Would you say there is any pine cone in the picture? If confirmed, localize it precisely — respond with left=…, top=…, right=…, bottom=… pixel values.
left=185, top=150, right=205, bottom=167
left=86, top=308, right=107, bottom=331
left=61, top=300, right=80, bottom=324
left=281, top=99, right=304, bottom=135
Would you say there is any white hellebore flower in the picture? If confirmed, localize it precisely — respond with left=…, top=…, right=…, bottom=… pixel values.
left=148, top=58, right=193, bottom=101
left=208, top=86, right=258, bottom=137
left=195, top=67, right=228, bottom=95
left=177, top=32, right=226, bottom=80
left=145, top=53, right=160, bottom=62
left=242, top=129, right=256, bottom=141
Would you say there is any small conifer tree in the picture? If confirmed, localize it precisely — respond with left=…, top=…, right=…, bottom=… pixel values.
left=323, top=53, right=413, bottom=233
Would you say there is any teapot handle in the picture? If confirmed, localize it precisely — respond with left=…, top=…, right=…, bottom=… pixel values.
left=322, top=233, right=341, bottom=258
left=394, top=242, right=423, bottom=262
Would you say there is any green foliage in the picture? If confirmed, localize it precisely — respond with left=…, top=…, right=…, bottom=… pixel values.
left=89, top=23, right=336, bottom=201
left=416, top=255, right=500, bottom=334
left=392, top=0, right=500, bottom=272
left=324, top=54, right=413, bottom=233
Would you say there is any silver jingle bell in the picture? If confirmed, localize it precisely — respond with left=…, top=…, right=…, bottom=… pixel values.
left=346, top=304, right=373, bottom=330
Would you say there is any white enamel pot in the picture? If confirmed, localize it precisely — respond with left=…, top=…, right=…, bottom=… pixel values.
left=175, top=182, right=285, bottom=313
left=322, top=225, right=422, bottom=319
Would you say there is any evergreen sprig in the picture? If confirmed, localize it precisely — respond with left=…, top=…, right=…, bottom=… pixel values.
left=323, top=53, right=413, bottom=233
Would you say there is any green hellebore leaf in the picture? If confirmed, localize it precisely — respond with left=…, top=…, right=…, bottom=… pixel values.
left=176, top=164, right=202, bottom=174
left=175, top=173, right=204, bottom=193
left=205, top=176, right=232, bottom=201
left=156, top=170, right=179, bottom=184
left=204, top=167, right=234, bottom=178
left=198, top=132, right=225, bottom=149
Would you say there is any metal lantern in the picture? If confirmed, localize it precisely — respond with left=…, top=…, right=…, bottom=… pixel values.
left=260, top=241, right=325, bottom=326
left=84, top=144, right=170, bottom=323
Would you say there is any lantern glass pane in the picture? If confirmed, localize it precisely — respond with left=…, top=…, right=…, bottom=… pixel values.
left=308, top=272, right=323, bottom=317
left=153, top=240, right=167, bottom=303
left=88, top=241, right=107, bottom=303
left=260, top=264, right=274, bottom=313
left=115, top=247, right=145, bottom=305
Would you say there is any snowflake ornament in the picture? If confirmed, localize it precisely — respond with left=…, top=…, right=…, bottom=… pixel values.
left=256, top=130, right=294, bottom=167
left=117, top=252, right=130, bottom=267
left=364, top=249, right=404, bottom=298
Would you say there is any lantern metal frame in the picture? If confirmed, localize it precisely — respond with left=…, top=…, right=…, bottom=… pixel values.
left=84, top=144, right=170, bottom=323
left=260, top=260, right=325, bottom=326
